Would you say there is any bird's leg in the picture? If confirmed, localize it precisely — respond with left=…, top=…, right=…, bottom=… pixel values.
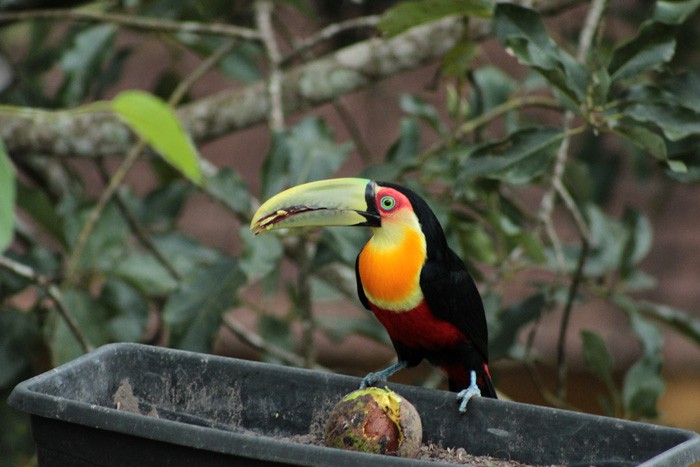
left=359, top=360, right=408, bottom=389
left=456, top=370, right=482, bottom=413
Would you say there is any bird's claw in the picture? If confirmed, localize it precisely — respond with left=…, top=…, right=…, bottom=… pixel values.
left=359, top=360, right=407, bottom=389
left=359, top=371, right=384, bottom=389
left=456, top=370, right=482, bottom=413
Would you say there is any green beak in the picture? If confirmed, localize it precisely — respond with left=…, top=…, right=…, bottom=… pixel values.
left=250, top=178, right=380, bottom=235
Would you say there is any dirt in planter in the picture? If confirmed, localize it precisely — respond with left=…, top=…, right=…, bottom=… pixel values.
left=285, top=431, right=548, bottom=466
left=113, top=379, right=553, bottom=467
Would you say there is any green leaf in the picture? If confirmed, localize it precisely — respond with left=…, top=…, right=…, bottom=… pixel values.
left=581, top=330, right=613, bottom=381
left=461, top=127, right=563, bottom=184
left=112, top=90, right=202, bottom=184
left=576, top=205, right=628, bottom=277
left=457, top=223, right=498, bottom=265
left=203, top=167, right=251, bottom=216
left=261, top=118, right=352, bottom=200
left=379, top=0, right=492, bottom=37
left=515, top=231, right=547, bottom=264
left=386, top=118, right=421, bottom=163
left=619, top=209, right=652, bottom=276
left=614, top=297, right=665, bottom=418
left=470, top=66, right=518, bottom=114
left=114, top=234, right=222, bottom=297
left=152, top=233, right=223, bottom=276
left=218, top=42, right=263, bottom=83
left=625, top=102, right=700, bottom=141
left=494, top=3, right=586, bottom=103
left=0, top=138, right=15, bottom=253
left=257, top=314, right=294, bottom=360
left=62, top=202, right=130, bottom=272
left=286, top=117, right=353, bottom=185
left=114, top=253, right=179, bottom=297
left=52, top=289, right=111, bottom=365
left=0, top=309, right=38, bottom=388
left=100, top=279, right=149, bottom=342
left=442, top=40, right=477, bottom=78
left=611, top=121, right=667, bottom=160
left=608, top=22, right=676, bottom=82
left=16, top=181, right=63, bottom=245
left=629, top=308, right=663, bottom=359
left=667, top=159, right=688, bottom=174
left=239, top=226, right=283, bottom=281
left=400, top=94, right=446, bottom=135
left=623, top=358, right=665, bottom=418
left=136, top=182, right=191, bottom=230
left=58, top=24, right=116, bottom=105
left=261, top=130, right=290, bottom=201
left=663, top=71, right=700, bottom=113
left=163, top=259, right=245, bottom=352
left=637, top=300, right=700, bottom=345
left=653, top=0, right=700, bottom=24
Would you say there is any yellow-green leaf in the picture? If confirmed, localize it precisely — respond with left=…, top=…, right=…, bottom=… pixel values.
left=112, top=90, right=202, bottom=184
left=0, top=138, right=16, bottom=252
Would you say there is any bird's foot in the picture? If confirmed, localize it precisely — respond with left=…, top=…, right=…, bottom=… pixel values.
left=456, top=370, right=481, bottom=413
left=359, top=371, right=384, bottom=389
left=359, top=360, right=408, bottom=389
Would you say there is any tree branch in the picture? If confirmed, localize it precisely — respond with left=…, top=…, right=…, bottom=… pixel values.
left=255, top=1, right=285, bottom=132
left=0, top=8, right=260, bottom=40
left=0, top=0, right=582, bottom=158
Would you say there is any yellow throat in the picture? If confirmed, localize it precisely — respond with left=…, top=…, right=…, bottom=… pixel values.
left=357, top=213, right=427, bottom=312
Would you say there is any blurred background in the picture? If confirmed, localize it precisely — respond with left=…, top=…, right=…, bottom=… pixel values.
left=1, top=0, right=699, bottom=465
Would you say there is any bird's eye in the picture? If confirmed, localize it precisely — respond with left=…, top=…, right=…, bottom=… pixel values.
left=380, top=195, right=396, bottom=211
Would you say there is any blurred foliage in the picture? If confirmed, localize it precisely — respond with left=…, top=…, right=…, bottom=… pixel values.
left=1, top=0, right=700, bottom=464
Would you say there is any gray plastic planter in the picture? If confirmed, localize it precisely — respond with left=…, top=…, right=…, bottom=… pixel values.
left=8, top=343, right=700, bottom=466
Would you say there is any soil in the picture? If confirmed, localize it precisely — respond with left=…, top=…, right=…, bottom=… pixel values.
left=286, top=432, right=547, bottom=466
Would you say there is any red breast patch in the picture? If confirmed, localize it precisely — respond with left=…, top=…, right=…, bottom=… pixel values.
left=370, top=301, right=465, bottom=350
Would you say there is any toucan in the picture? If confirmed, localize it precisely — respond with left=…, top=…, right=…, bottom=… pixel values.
left=250, top=178, right=496, bottom=412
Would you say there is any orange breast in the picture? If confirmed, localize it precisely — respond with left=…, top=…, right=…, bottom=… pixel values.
left=358, top=226, right=426, bottom=311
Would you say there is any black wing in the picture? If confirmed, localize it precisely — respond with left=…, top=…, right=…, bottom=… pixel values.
left=355, top=254, right=371, bottom=310
left=419, top=247, right=489, bottom=362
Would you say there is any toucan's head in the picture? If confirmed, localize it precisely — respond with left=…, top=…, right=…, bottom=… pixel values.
left=251, top=178, right=450, bottom=311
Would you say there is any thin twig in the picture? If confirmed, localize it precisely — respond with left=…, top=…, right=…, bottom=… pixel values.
left=555, top=240, right=590, bottom=400
left=223, top=315, right=328, bottom=371
left=64, top=139, right=146, bottom=287
left=419, top=95, right=562, bottom=167
left=282, top=15, right=380, bottom=65
left=291, top=238, right=316, bottom=368
left=0, top=8, right=260, bottom=40
left=255, top=1, right=285, bottom=132
left=95, top=160, right=182, bottom=281
left=555, top=181, right=591, bottom=241
left=459, top=95, right=562, bottom=137
left=523, top=360, right=577, bottom=410
left=0, top=255, right=94, bottom=352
